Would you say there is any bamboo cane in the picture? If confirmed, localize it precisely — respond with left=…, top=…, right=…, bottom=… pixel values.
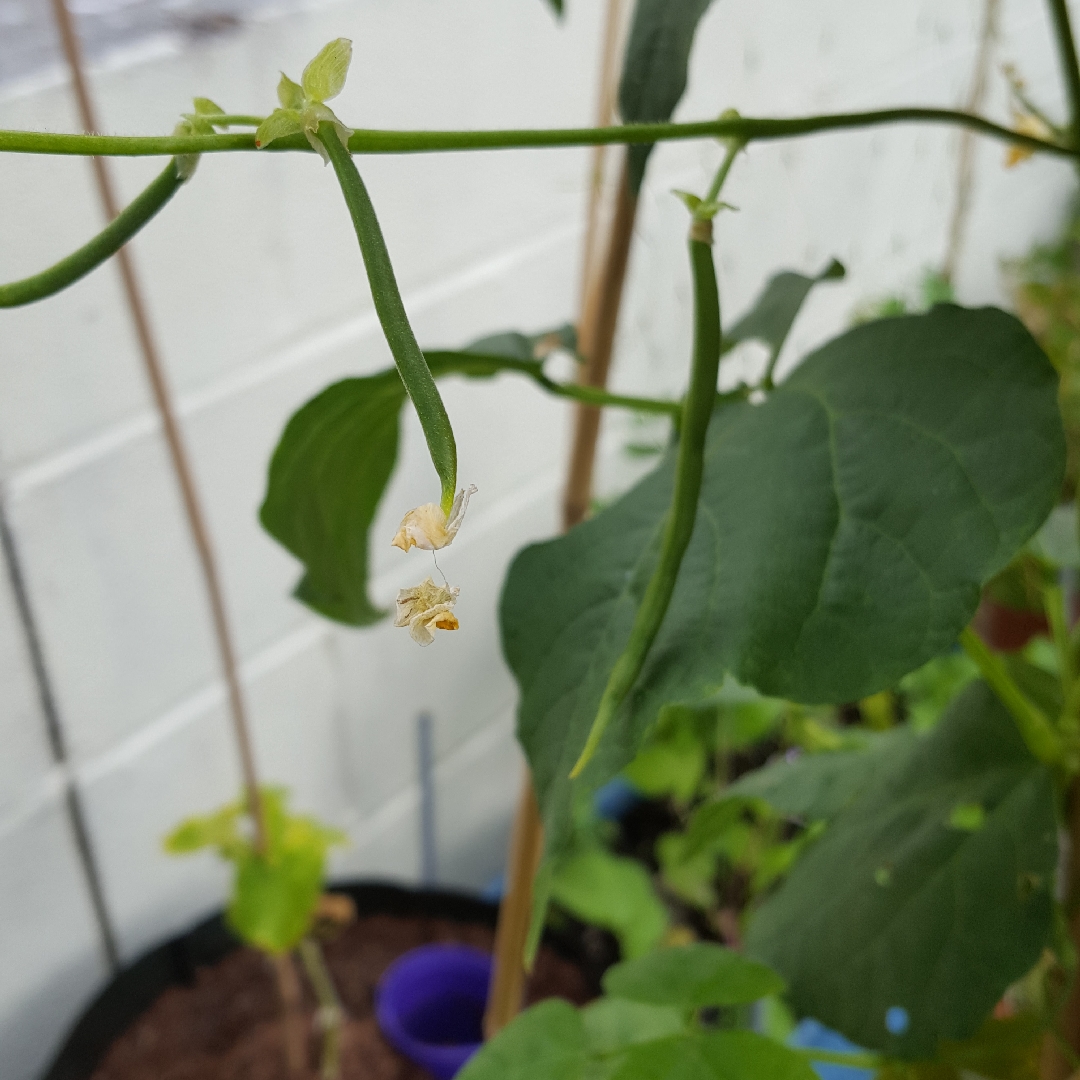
left=483, top=0, right=637, bottom=1037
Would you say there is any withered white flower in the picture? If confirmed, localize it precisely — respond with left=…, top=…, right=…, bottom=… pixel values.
left=395, top=577, right=460, bottom=646
left=392, top=485, right=477, bottom=552
left=1005, top=111, right=1054, bottom=167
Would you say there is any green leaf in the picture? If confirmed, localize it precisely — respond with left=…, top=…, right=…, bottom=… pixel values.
left=608, top=1031, right=819, bottom=1080
left=227, top=791, right=344, bottom=954
left=301, top=38, right=352, bottom=103
left=551, top=849, right=668, bottom=959
left=259, top=350, right=559, bottom=627
left=623, top=718, right=707, bottom=800
left=277, top=73, right=305, bottom=111
left=744, top=680, right=1058, bottom=1058
left=500, top=305, right=1062, bottom=858
left=619, top=0, right=715, bottom=192
left=603, top=943, right=785, bottom=1007
left=260, top=372, right=404, bottom=626
left=163, top=801, right=243, bottom=855
left=582, top=999, right=686, bottom=1056
left=724, top=727, right=917, bottom=822
left=255, top=107, right=303, bottom=149
left=192, top=97, right=225, bottom=115
left=457, top=999, right=587, bottom=1080
left=722, top=259, right=846, bottom=357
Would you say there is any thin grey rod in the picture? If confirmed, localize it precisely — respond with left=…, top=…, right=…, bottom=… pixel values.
left=0, top=497, right=120, bottom=970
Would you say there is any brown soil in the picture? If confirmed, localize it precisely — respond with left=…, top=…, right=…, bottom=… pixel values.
left=90, top=914, right=593, bottom=1080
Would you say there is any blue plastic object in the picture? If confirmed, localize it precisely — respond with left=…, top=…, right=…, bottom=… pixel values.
left=593, top=776, right=643, bottom=821
left=884, top=1006, right=910, bottom=1035
left=789, top=1017, right=873, bottom=1080
left=376, top=943, right=492, bottom=1079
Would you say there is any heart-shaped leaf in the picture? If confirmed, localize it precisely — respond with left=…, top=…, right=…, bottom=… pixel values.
left=500, top=305, right=1062, bottom=857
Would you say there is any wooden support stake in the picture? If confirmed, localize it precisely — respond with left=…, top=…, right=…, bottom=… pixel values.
left=484, top=1, right=639, bottom=1038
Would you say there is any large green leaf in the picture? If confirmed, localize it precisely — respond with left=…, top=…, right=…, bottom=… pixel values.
left=619, top=0, right=716, bottom=192
left=744, top=681, right=1058, bottom=1058
left=603, top=943, right=785, bottom=1007
left=260, top=348, right=561, bottom=626
left=723, top=727, right=916, bottom=822
left=500, top=305, right=1062, bottom=856
left=608, top=1031, right=820, bottom=1080
left=456, top=999, right=586, bottom=1080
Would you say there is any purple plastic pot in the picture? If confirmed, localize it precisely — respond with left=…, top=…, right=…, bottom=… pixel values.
left=376, top=943, right=492, bottom=1079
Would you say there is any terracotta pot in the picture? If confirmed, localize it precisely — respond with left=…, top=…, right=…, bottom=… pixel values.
left=972, top=597, right=1050, bottom=653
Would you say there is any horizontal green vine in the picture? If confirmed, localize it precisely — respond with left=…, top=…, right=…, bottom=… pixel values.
left=0, top=107, right=1072, bottom=159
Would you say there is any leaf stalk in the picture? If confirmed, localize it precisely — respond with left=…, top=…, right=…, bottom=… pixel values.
left=960, top=626, right=1065, bottom=768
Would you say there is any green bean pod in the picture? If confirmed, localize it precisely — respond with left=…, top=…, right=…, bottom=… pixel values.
left=319, top=124, right=457, bottom=513
left=0, top=159, right=184, bottom=308
left=569, top=217, right=722, bottom=778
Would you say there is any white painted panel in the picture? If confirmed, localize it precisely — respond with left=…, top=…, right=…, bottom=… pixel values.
left=6, top=435, right=219, bottom=764
left=0, top=544, right=54, bottom=819
left=0, top=795, right=107, bottom=1080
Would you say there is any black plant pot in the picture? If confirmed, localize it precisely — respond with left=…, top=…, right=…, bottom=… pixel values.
left=42, top=880, right=614, bottom=1080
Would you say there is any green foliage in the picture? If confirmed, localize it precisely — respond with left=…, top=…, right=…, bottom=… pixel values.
left=603, top=942, right=786, bottom=1007
left=582, top=999, right=686, bottom=1056
left=456, top=999, right=587, bottom=1080
left=550, top=849, right=669, bottom=958
left=607, top=1031, right=820, bottom=1080
left=164, top=788, right=344, bottom=955
left=501, top=305, right=1063, bottom=860
left=619, top=0, right=716, bottom=191
left=898, top=651, right=978, bottom=731
left=724, top=728, right=916, bottom=822
left=459, top=998, right=814, bottom=1080
left=722, top=259, right=846, bottom=362
left=260, top=349, right=574, bottom=625
left=623, top=707, right=710, bottom=801
left=744, top=681, right=1058, bottom=1058
left=1009, top=202, right=1080, bottom=497
left=260, top=371, right=404, bottom=625
left=255, top=39, right=353, bottom=157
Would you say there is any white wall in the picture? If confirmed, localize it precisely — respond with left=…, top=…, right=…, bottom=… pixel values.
left=0, top=1, right=1076, bottom=1077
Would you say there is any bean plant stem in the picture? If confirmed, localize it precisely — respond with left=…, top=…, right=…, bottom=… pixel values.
left=0, top=107, right=1071, bottom=159
left=318, top=122, right=458, bottom=513
left=569, top=174, right=730, bottom=779
left=298, top=937, right=345, bottom=1080
left=1048, top=0, right=1080, bottom=151
left=959, top=627, right=1064, bottom=768
left=0, top=160, right=184, bottom=307
left=423, top=351, right=681, bottom=417
left=271, top=952, right=308, bottom=1078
